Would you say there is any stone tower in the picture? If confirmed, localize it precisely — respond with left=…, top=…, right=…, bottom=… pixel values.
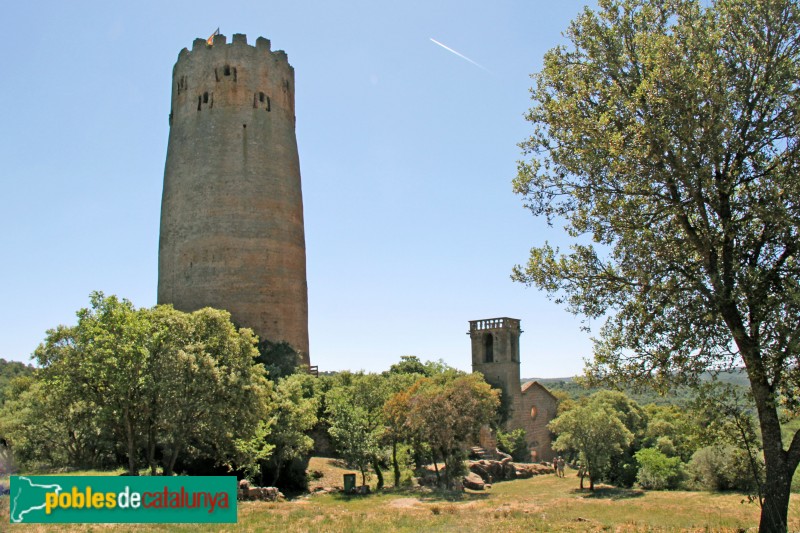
left=470, top=317, right=557, bottom=462
left=469, top=317, right=522, bottom=404
left=158, top=33, right=309, bottom=365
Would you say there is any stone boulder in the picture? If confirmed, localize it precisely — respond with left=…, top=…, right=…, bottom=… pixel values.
left=463, top=472, right=485, bottom=491
left=468, top=460, right=555, bottom=484
left=237, top=479, right=284, bottom=501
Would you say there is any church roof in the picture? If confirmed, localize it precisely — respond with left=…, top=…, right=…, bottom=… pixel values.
left=520, top=380, right=558, bottom=401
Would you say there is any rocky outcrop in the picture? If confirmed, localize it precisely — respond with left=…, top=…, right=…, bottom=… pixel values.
left=467, top=460, right=554, bottom=484
left=238, top=479, right=284, bottom=501
left=462, top=472, right=486, bottom=491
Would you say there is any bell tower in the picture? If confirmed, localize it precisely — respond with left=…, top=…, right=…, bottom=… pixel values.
left=469, top=317, right=558, bottom=462
left=469, top=317, right=522, bottom=416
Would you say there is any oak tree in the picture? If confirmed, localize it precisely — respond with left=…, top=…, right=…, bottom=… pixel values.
left=549, top=397, right=634, bottom=490
left=514, top=0, right=800, bottom=529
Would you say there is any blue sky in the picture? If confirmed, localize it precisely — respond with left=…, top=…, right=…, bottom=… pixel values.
left=1, top=0, right=598, bottom=377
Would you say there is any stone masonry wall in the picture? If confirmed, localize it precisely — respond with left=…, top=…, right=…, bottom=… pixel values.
left=158, top=34, right=309, bottom=364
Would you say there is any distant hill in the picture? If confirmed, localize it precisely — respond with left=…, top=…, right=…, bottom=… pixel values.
left=524, top=368, right=750, bottom=406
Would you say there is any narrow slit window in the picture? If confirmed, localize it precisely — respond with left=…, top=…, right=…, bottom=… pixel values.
left=203, top=92, right=209, bottom=103
left=259, top=92, right=265, bottom=103
left=224, top=65, right=231, bottom=76
left=484, top=334, right=494, bottom=363
left=197, top=96, right=202, bottom=110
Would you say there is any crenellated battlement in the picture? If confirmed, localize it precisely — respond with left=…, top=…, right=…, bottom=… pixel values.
left=170, top=32, right=295, bottom=120
left=175, top=33, right=292, bottom=68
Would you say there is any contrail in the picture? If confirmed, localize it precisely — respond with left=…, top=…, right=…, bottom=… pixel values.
left=430, top=38, right=490, bottom=73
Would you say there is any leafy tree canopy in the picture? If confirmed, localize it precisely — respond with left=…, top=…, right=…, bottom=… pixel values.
left=387, top=372, right=500, bottom=487
left=550, top=395, right=634, bottom=491
left=515, top=0, right=800, bottom=529
left=14, top=293, right=272, bottom=476
left=0, top=359, right=35, bottom=406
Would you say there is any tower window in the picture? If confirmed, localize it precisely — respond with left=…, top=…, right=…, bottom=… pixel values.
left=203, top=92, right=209, bottom=103
left=224, top=65, right=231, bottom=76
left=484, top=334, right=494, bottom=363
left=259, top=92, right=265, bottom=103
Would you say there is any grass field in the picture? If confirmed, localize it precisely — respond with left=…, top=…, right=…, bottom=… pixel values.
left=2, top=459, right=799, bottom=532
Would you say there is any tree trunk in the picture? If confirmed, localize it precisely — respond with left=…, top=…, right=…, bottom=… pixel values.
left=732, top=330, right=800, bottom=533
left=751, top=374, right=794, bottom=533
left=760, top=468, right=791, bottom=533
left=440, top=448, right=450, bottom=488
left=271, top=459, right=283, bottom=486
left=124, top=405, right=138, bottom=476
left=164, top=446, right=180, bottom=477
left=392, top=440, right=401, bottom=487
left=372, top=455, right=384, bottom=490
left=146, top=420, right=157, bottom=476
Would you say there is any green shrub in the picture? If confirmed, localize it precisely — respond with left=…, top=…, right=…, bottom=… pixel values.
left=634, top=447, right=684, bottom=490
left=687, top=445, right=763, bottom=492
left=496, top=429, right=529, bottom=462
left=394, top=443, right=417, bottom=487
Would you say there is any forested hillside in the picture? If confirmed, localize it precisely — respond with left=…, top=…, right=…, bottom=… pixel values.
left=524, top=369, right=750, bottom=406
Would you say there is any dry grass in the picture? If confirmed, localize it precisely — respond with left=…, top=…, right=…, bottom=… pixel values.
left=2, top=465, right=799, bottom=532
left=306, top=457, right=358, bottom=492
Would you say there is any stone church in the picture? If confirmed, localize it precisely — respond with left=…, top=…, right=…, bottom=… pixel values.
left=470, top=317, right=558, bottom=462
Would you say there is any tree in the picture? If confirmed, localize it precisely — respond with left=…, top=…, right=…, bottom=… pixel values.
left=0, top=359, right=34, bottom=406
left=689, top=381, right=765, bottom=502
left=326, top=373, right=392, bottom=488
left=261, top=373, right=318, bottom=486
left=514, top=0, right=800, bottom=529
left=35, top=293, right=150, bottom=475
left=146, top=306, right=272, bottom=476
left=256, top=339, right=302, bottom=381
left=549, top=398, right=634, bottom=490
left=387, top=355, right=430, bottom=377
left=496, top=429, right=529, bottom=463
left=634, top=447, right=684, bottom=490
left=0, top=375, right=116, bottom=469
left=398, top=373, right=500, bottom=488
left=641, top=403, right=699, bottom=462
left=583, top=390, right=646, bottom=487
left=29, top=293, right=271, bottom=476
left=381, top=371, right=423, bottom=487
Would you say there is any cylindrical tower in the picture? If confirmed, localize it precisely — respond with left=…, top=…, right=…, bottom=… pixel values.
left=158, top=33, right=309, bottom=364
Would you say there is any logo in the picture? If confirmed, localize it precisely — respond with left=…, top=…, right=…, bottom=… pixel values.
left=10, top=476, right=236, bottom=524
